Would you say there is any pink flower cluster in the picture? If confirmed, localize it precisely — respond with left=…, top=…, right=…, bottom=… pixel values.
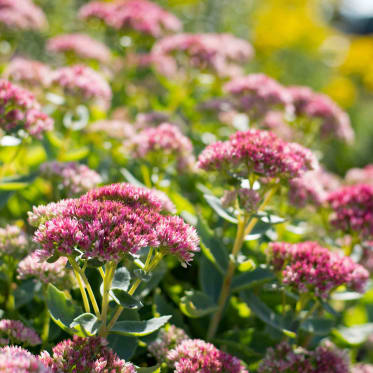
left=268, top=241, right=369, bottom=298
left=0, top=0, right=47, bottom=31
left=197, top=129, right=317, bottom=181
left=288, top=86, right=354, bottom=143
left=151, top=33, right=254, bottom=77
left=167, top=338, right=248, bottom=373
left=352, top=364, right=373, bottom=373
left=126, top=123, right=195, bottom=171
left=17, top=251, right=68, bottom=285
left=40, top=161, right=102, bottom=197
left=221, top=188, right=260, bottom=213
left=51, top=65, right=112, bottom=105
left=135, top=111, right=170, bottom=128
left=32, top=183, right=199, bottom=264
left=0, top=224, right=29, bottom=257
left=148, top=325, right=188, bottom=362
left=288, top=169, right=341, bottom=208
left=0, top=319, right=41, bottom=347
left=47, top=34, right=111, bottom=63
left=327, top=184, right=373, bottom=239
left=345, top=165, right=373, bottom=186
left=4, top=58, right=52, bottom=87
left=223, top=74, right=292, bottom=119
left=39, top=336, right=135, bottom=373
left=258, top=341, right=349, bottom=373
left=89, top=119, right=135, bottom=139
left=0, top=346, right=51, bottom=373
left=261, top=111, right=295, bottom=141
left=79, top=0, right=182, bottom=37
left=0, top=79, right=53, bottom=138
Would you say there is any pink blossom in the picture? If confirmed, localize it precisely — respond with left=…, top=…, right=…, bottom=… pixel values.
left=0, top=0, right=47, bottom=31
left=79, top=0, right=181, bottom=37
left=0, top=224, right=29, bottom=257
left=0, top=79, right=53, bottom=138
left=39, top=336, right=135, bottom=373
left=268, top=241, right=369, bottom=298
left=135, top=111, right=170, bottom=128
left=261, top=111, right=295, bottom=141
left=345, top=165, right=373, bottom=186
left=0, top=320, right=41, bottom=347
left=47, top=34, right=111, bottom=63
left=197, top=129, right=317, bottom=181
left=288, top=86, right=354, bottom=143
left=89, top=119, right=135, bottom=139
left=352, top=364, right=373, bottom=373
left=327, top=184, right=373, bottom=240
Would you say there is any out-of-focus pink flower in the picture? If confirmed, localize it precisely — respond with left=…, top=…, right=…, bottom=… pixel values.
left=352, top=364, right=373, bottom=373
left=40, top=161, right=102, bottom=197
left=221, top=188, right=260, bottom=213
left=0, top=0, right=47, bottom=31
left=288, top=86, right=354, bottom=144
left=88, top=119, right=135, bottom=139
left=327, top=184, right=373, bottom=240
left=0, top=346, right=51, bottom=373
left=345, top=165, right=373, bottom=186
left=0, top=79, right=53, bottom=138
left=197, top=129, right=317, bottom=181
left=268, top=241, right=369, bottom=298
left=151, top=33, right=254, bottom=77
left=51, top=65, right=112, bottom=106
left=0, top=320, right=41, bottom=347
left=125, top=123, right=195, bottom=171
left=39, top=336, right=136, bottom=373
left=0, top=224, right=29, bottom=257
left=17, top=251, right=69, bottom=285
left=261, top=111, right=294, bottom=141
left=47, top=34, right=111, bottom=63
left=4, top=58, right=52, bottom=87
left=135, top=111, right=170, bottom=128
left=79, top=0, right=182, bottom=37
left=224, top=74, right=292, bottom=119
left=259, top=341, right=349, bottom=373
left=167, top=338, right=248, bottom=373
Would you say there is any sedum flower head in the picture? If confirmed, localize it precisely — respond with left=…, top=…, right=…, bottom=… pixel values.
left=345, top=165, right=373, bottom=186
left=0, top=320, right=41, bottom=347
left=268, top=241, right=369, bottom=298
left=0, top=224, right=29, bottom=257
left=40, top=161, right=102, bottom=197
left=148, top=325, right=188, bottom=362
left=0, top=79, right=53, bottom=139
left=17, top=251, right=69, bottom=286
left=79, top=0, right=181, bottom=37
left=88, top=119, right=135, bottom=139
left=258, top=341, right=349, bottom=373
left=167, top=338, right=248, bottom=373
left=327, top=184, right=373, bottom=240
left=47, top=34, right=111, bottom=63
left=352, top=364, right=373, bottom=373
left=39, top=336, right=135, bottom=373
left=197, top=129, right=317, bottom=182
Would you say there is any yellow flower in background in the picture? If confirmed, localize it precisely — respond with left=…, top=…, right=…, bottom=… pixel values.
left=342, top=36, right=373, bottom=75
left=323, top=75, right=357, bottom=107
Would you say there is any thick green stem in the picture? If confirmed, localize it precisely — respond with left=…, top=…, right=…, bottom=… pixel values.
left=69, top=257, right=90, bottom=313
left=140, top=164, right=152, bottom=188
left=41, top=305, right=50, bottom=349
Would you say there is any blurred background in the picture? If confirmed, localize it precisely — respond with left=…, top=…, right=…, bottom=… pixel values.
left=15, top=0, right=373, bottom=174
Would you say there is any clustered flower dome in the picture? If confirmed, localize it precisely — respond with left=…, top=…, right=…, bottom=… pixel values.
left=288, top=85, right=354, bottom=144
left=88, top=119, right=136, bottom=140
left=268, top=241, right=369, bottom=298
left=345, top=165, right=373, bottom=186
left=0, top=0, right=47, bottom=31
left=17, top=251, right=69, bottom=286
left=32, top=183, right=199, bottom=264
left=151, top=33, right=254, bottom=77
left=258, top=341, right=350, bottom=373
left=0, top=319, right=41, bottom=347
left=148, top=325, right=189, bottom=363
left=0, top=79, right=54, bottom=139
left=47, top=34, right=111, bottom=63
left=261, top=111, right=295, bottom=142
left=126, top=123, right=195, bottom=171
left=197, top=128, right=318, bottom=182
left=223, top=74, right=292, bottom=119
left=0, top=346, right=51, bottom=373
left=4, top=57, right=52, bottom=88
left=50, top=65, right=112, bottom=105
left=327, top=184, right=373, bottom=240
left=40, top=161, right=102, bottom=197
left=352, top=364, right=373, bottom=373
left=167, top=338, right=248, bottom=373
left=79, top=0, right=182, bottom=38
left=0, top=224, right=29, bottom=258
left=39, top=336, right=136, bottom=373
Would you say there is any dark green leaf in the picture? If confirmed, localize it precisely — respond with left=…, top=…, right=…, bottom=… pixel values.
left=134, top=269, right=151, bottom=282
left=47, top=254, right=61, bottom=264
left=121, top=168, right=146, bottom=187
left=180, top=290, right=218, bottom=318
left=112, top=289, right=143, bottom=309
left=204, top=194, right=238, bottom=224
left=154, top=291, right=186, bottom=330
left=300, top=318, right=334, bottom=335
left=110, top=316, right=171, bottom=337
left=231, top=268, right=275, bottom=292
left=199, top=256, right=222, bottom=303
left=14, top=280, right=41, bottom=309
left=112, top=267, right=131, bottom=292
left=108, top=334, right=138, bottom=360
left=70, top=313, right=101, bottom=336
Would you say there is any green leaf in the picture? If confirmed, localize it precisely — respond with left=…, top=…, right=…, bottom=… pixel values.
left=86, top=258, right=104, bottom=268
left=300, top=318, right=334, bottom=335
left=47, top=254, right=61, bottom=264
left=231, top=268, right=275, bottom=292
left=204, top=194, right=238, bottom=224
left=0, top=182, right=28, bottom=190
left=199, top=255, right=222, bottom=303
left=46, top=284, right=82, bottom=334
left=70, top=313, right=101, bottom=336
left=110, top=316, right=172, bottom=337
left=14, top=280, right=41, bottom=309
left=256, top=211, right=286, bottom=225
left=121, top=168, right=146, bottom=187
left=108, top=334, right=138, bottom=360
left=112, top=289, right=143, bottom=309
left=0, top=191, right=13, bottom=208
left=333, top=323, right=373, bottom=345
left=137, top=366, right=160, bottom=373
left=241, top=291, right=295, bottom=338
left=180, top=290, right=218, bottom=318
left=331, top=291, right=363, bottom=301
left=112, top=267, right=131, bottom=292
left=154, top=291, right=186, bottom=330
left=134, top=269, right=151, bottom=282
left=60, top=147, right=89, bottom=162
left=135, top=261, right=167, bottom=298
